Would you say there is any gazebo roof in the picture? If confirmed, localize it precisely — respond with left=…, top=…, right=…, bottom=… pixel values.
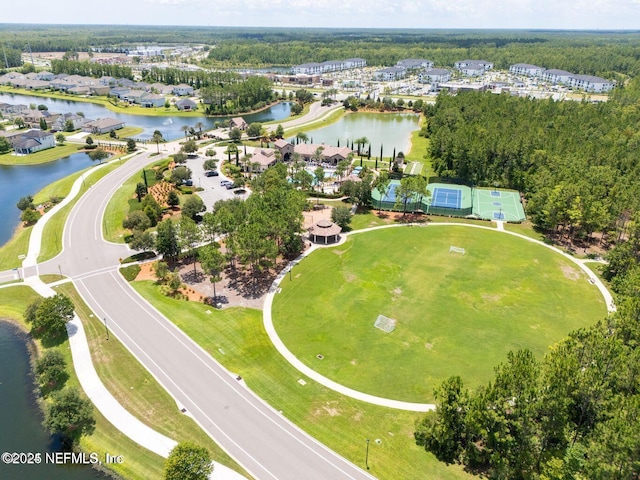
left=309, top=220, right=342, bottom=237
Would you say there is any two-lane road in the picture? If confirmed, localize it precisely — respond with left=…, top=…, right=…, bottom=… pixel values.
left=38, top=148, right=375, bottom=480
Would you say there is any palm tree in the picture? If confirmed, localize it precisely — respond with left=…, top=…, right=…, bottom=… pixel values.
left=296, top=132, right=308, bottom=144
left=194, top=121, right=204, bottom=139
left=152, top=131, right=163, bottom=154
left=311, top=146, right=325, bottom=165
left=180, top=125, right=189, bottom=139
left=355, top=137, right=369, bottom=156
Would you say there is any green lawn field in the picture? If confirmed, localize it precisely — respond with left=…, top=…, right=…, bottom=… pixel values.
left=130, top=281, right=472, bottom=480
left=272, top=225, right=607, bottom=403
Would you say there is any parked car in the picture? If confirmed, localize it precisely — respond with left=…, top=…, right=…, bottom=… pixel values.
left=204, top=170, right=219, bottom=177
left=220, top=180, right=232, bottom=186
left=183, top=179, right=193, bottom=186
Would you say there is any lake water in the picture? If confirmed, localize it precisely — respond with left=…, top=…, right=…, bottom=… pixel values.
left=0, top=321, right=108, bottom=480
left=0, top=92, right=291, bottom=141
left=290, top=112, right=419, bottom=158
left=0, top=152, right=95, bottom=247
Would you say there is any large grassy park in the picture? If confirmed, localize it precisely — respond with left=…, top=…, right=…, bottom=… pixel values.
left=272, top=225, right=607, bottom=403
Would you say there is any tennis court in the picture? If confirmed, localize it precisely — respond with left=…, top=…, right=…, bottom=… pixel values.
left=431, top=187, right=462, bottom=209
left=473, top=188, right=526, bottom=222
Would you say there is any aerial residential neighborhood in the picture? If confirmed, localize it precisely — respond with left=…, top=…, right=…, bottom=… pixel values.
left=0, top=20, right=638, bottom=480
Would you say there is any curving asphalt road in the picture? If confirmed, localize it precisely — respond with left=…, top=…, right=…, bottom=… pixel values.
left=29, top=143, right=375, bottom=480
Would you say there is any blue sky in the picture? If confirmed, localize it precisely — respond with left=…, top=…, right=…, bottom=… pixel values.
left=4, top=0, right=640, bottom=30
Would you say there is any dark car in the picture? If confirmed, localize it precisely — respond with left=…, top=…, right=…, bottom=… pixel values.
left=204, top=170, right=219, bottom=177
left=183, top=179, right=193, bottom=186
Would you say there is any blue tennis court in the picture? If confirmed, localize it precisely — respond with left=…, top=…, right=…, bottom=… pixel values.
left=381, top=184, right=399, bottom=202
left=431, top=187, right=462, bottom=209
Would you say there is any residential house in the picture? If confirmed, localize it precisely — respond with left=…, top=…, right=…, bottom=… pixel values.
left=397, top=59, right=434, bottom=70
left=373, top=66, right=406, bottom=81
left=418, top=68, right=451, bottom=83
left=122, top=89, right=146, bottom=104
left=148, top=83, right=174, bottom=95
left=89, top=85, right=111, bottom=96
left=98, top=76, right=117, bottom=87
left=21, top=109, right=60, bottom=129
left=35, top=71, right=54, bottom=81
left=172, top=84, right=194, bottom=96
left=82, top=118, right=125, bottom=134
left=541, top=69, right=574, bottom=85
left=5, top=129, right=55, bottom=154
left=109, top=87, right=131, bottom=99
left=230, top=117, right=248, bottom=130
left=140, top=93, right=166, bottom=108
left=176, top=98, right=198, bottom=111
left=68, top=86, right=91, bottom=95
left=509, top=63, right=544, bottom=77
left=0, top=103, right=28, bottom=115
left=114, top=78, right=135, bottom=88
left=24, top=80, right=51, bottom=90
left=51, top=113, right=89, bottom=132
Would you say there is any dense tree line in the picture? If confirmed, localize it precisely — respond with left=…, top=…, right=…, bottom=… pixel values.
left=141, top=67, right=274, bottom=114
left=3, top=25, right=640, bottom=76
left=423, top=80, right=640, bottom=242
left=50, top=59, right=133, bottom=79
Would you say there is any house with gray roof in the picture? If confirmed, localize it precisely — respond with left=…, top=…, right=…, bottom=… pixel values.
left=25, top=80, right=51, bottom=90
left=82, top=118, right=125, bottom=134
left=5, top=129, right=55, bottom=154
left=51, top=113, right=90, bottom=132
left=172, top=84, right=194, bottom=96
left=140, top=93, right=166, bottom=108
left=176, top=98, right=198, bottom=111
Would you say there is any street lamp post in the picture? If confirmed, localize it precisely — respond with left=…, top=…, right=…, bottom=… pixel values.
left=365, top=438, right=370, bottom=470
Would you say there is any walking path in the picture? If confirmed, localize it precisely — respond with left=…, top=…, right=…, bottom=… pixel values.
left=12, top=151, right=246, bottom=480
left=263, top=221, right=616, bottom=412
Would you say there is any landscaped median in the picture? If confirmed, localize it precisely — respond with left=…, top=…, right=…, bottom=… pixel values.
left=128, top=279, right=472, bottom=480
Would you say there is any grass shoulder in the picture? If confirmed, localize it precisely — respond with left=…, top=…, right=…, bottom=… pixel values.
left=130, top=279, right=473, bottom=480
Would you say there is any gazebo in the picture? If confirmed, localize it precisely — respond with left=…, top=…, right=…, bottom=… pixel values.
left=308, top=220, right=342, bottom=244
